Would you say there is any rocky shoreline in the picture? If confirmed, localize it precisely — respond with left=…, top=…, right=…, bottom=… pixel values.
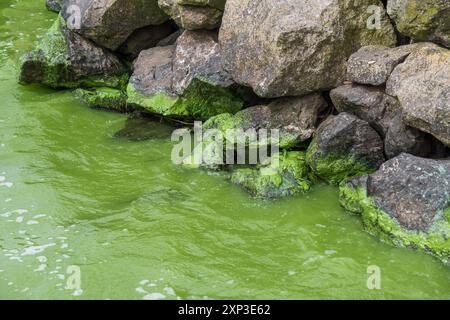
left=19, top=0, right=449, bottom=264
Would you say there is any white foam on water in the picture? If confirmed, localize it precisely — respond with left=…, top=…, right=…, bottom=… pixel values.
left=27, top=220, right=39, bottom=225
left=16, top=216, right=24, bottom=223
left=136, top=287, right=147, bottom=294
left=325, top=250, right=337, bottom=255
left=36, top=256, right=47, bottom=263
left=72, top=289, right=83, bottom=297
left=288, top=271, right=296, bottom=276
left=22, top=243, right=56, bottom=256
left=33, top=214, right=47, bottom=219
left=34, top=264, right=47, bottom=272
left=143, top=293, right=166, bottom=300
left=0, top=176, right=5, bottom=182
left=139, top=279, right=149, bottom=285
left=163, top=287, right=175, bottom=295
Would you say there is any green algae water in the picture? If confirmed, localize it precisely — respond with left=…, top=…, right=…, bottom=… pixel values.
left=0, top=0, right=449, bottom=300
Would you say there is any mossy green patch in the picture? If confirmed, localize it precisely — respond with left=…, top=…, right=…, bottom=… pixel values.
left=306, top=141, right=375, bottom=185
left=339, top=182, right=450, bottom=265
left=230, top=151, right=313, bottom=199
left=19, top=16, right=128, bottom=89
left=76, top=87, right=128, bottom=111
left=126, top=78, right=243, bottom=120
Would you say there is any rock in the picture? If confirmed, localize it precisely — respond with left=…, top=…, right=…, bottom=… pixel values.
left=114, top=116, right=176, bottom=141
left=126, top=45, right=180, bottom=116
left=346, top=44, right=420, bottom=86
left=19, top=16, right=128, bottom=89
left=339, top=153, right=450, bottom=264
left=75, top=87, right=128, bottom=111
left=387, top=0, right=450, bottom=48
left=330, top=84, right=399, bottom=136
left=204, top=94, right=328, bottom=149
left=117, top=21, right=177, bottom=59
left=156, top=29, right=184, bottom=46
left=230, top=151, right=313, bottom=198
left=384, top=114, right=431, bottom=159
left=62, top=0, right=169, bottom=51
left=46, top=0, right=63, bottom=12
left=158, top=0, right=224, bottom=30
left=219, top=0, right=396, bottom=98
left=127, top=30, right=243, bottom=119
left=306, top=113, right=385, bottom=184
left=386, top=43, right=450, bottom=147
left=330, top=84, right=432, bottom=158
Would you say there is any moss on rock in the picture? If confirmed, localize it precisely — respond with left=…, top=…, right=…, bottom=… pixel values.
left=76, top=87, right=129, bottom=111
left=306, top=141, right=375, bottom=185
left=230, top=151, right=313, bottom=199
left=339, top=182, right=450, bottom=265
left=19, top=16, right=128, bottom=89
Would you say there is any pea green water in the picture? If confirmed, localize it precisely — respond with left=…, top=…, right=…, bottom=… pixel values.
left=0, top=0, right=449, bottom=300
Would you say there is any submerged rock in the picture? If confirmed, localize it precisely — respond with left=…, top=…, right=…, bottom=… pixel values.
left=19, top=16, right=128, bottom=89
left=230, top=152, right=313, bottom=199
left=114, top=116, right=176, bottom=141
left=219, top=0, right=396, bottom=97
left=127, top=30, right=243, bottom=119
left=330, top=84, right=432, bottom=158
left=76, top=87, right=128, bottom=111
left=204, top=94, right=328, bottom=149
left=340, top=153, right=450, bottom=264
left=386, top=43, right=450, bottom=147
left=158, top=0, right=225, bottom=30
left=387, top=0, right=450, bottom=48
left=62, top=0, right=169, bottom=51
left=306, top=113, right=385, bottom=184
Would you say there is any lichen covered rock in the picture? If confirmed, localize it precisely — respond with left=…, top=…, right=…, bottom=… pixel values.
left=19, top=16, right=128, bottom=89
left=46, top=0, right=63, bottom=12
left=219, top=0, right=396, bottom=97
left=230, top=151, right=313, bottom=199
left=204, top=94, right=328, bottom=149
left=158, top=0, right=225, bottom=30
left=306, top=113, right=385, bottom=184
left=387, top=0, right=450, bottom=48
left=76, top=87, right=128, bottom=111
left=339, top=153, right=450, bottom=264
left=127, top=31, right=243, bottom=119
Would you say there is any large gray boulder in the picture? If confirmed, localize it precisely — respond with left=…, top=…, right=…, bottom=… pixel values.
left=386, top=43, right=450, bottom=147
left=158, top=0, right=225, bottom=30
left=340, top=153, right=450, bottom=264
left=62, top=0, right=169, bottom=51
left=330, top=84, right=432, bottom=158
left=306, top=113, right=385, bottom=184
left=19, top=16, right=128, bottom=89
left=127, top=30, right=243, bottom=118
left=387, top=0, right=450, bottom=48
left=219, top=0, right=396, bottom=98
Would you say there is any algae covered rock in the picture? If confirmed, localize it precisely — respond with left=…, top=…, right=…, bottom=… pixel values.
left=19, top=16, right=128, bottom=89
left=62, top=0, right=169, bottom=51
left=386, top=43, right=450, bottom=147
left=76, top=87, right=128, bottom=111
left=387, top=0, right=450, bottom=48
left=127, top=31, right=243, bottom=119
left=158, top=0, right=225, bottom=30
left=219, top=0, right=396, bottom=97
left=230, top=151, right=313, bottom=199
left=204, top=94, right=328, bottom=149
left=306, top=113, right=385, bottom=184
left=339, top=153, right=450, bottom=264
